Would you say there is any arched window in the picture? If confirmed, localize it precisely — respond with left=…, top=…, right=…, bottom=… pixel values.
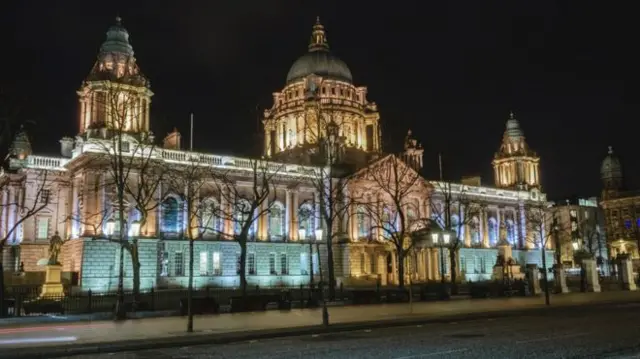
left=488, top=217, right=498, bottom=246
left=506, top=219, right=516, bottom=246
left=127, top=207, right=141, bottom=237
left=451, top=214, right=460, bottom=237
left=200, top=198, right=220, bottom=235
left=298, top=203, right=314, bottom=240
left=406, top=208, right=417, bottom=230
left=432, top=202, right=444, bottom=228
left=356, top=206, right=369, bottom=239
left=381, top=207, right=393, bottom=239
left=234, top=199, right=254, bottom=236
left=471, top=216, right=481, bottom=244
left=162, top=197, right=181, bottom=233
left=269, top=201, right=285, bottom=238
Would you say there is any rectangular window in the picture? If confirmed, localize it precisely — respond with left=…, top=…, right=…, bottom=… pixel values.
left=40, top=189, right=51, bottom=204
left=370, top=253, right=376, bottom=274
left=360, top=252, right=366, bottom=274
left=460, top=256, right=466, bottom=273
left=248, top=252, right=256, bottom=275
left=300, top=253, right=309, bottom=275
left=280, top=253, right=288, bottom=275
left=199, top=252, right=208, bottom=275
left=312, top=253, right=319, bottom=275
left=269, top=253, right=277, bottom=275
left=480, top=257, right=486, bottom=274
left=36, top=217, right=50, bottom=240
left=174, top=252, right=184, bottom=276
left=120, top=142, right=130, bottom=153
left=212, top=252, right=221, bottom=275
left=236, top=252, right=242, bottom=274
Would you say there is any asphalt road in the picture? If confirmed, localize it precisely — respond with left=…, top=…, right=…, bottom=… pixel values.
left=58, top=302, right=640, bottom=359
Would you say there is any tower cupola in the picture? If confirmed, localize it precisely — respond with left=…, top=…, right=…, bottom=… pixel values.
left=492, top=112, right=540, bottom=190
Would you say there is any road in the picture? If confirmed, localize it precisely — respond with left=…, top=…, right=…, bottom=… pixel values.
left=56, top=302, right=640, bottom=359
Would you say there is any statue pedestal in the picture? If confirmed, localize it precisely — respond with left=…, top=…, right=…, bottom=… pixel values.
left=40, top=264, right=64, bottom=298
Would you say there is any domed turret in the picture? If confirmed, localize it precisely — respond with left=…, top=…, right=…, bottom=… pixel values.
left=601, top=146, right=623, bottom=192
left=285, top=17, right=353, bottom=84
left=492, top=112, right=540, bottom=190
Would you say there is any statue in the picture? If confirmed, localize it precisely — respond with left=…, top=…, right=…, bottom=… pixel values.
left=499, top=221, right=508, bottom=243
left=48, top=231, right=64, bottom=265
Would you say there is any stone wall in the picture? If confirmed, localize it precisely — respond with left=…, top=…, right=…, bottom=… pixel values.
left=459, top=248, right=497, bottom=282
left=79, top=238, right=159, bottom=293
left=18, top=243, right=49, bottom=272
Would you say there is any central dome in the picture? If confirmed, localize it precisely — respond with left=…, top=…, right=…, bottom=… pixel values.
left=285, top=18, right=353, bottom=84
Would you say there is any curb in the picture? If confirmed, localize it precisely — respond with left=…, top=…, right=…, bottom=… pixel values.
left=2, top=298, right=637, bottom=359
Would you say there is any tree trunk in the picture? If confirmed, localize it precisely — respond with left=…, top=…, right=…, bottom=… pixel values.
left=326, top=225, right=336, bottom=300
left=397, top=251, right=405, bottom=288
left=130, top=241, right=140, bottom=305
left=239, top=240, right=248, bottom=298
left=541, top=247, right=550, bottom=306
left=449, top=248, right=458, bottom=295
left=187, top=237, right=194, bottom=332
left=0, top=259, right=5, bottom=318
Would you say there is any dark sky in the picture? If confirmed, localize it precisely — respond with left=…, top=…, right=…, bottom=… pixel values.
left=0, top=1, right=636, bottom=200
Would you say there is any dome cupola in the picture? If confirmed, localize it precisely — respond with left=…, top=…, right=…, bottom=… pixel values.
left=285, top=17, right=353, bottom=84
left=601, top=146, right=623, bottom=189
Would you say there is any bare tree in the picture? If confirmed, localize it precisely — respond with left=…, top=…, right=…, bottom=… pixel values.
left=525, top=202, right=562, bottom=306
left=79, top=82, right=159, bottom=319
left=0, top=168, right=53, bottom=316
left=429, top=181, right=485, bottom=293
left=164, top=153, right=209, bottom=332
left=364, top=155, right=429, bottom=288
left=212, top=159, right=283, bottom=299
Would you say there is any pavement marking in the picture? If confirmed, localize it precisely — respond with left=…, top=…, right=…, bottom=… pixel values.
left=364, top=329, right=372, bottom=333
left=249, top=340, right=258, bottom=343
left=449, top=322, right=458, bottom=325
left=0, top=336, right=78, bottom=345
left=516, top=332, right=587, bottom=344
left=393, top=348, right=468, bottom=358
left=416, top=325, right=423, bottom=328
left=311, top=334, right=320, bottom=338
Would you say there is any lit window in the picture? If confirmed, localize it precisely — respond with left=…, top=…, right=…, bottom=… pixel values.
left=199, top=252, right=208, bottom=275
left=36, top=217, right=50, bottom=240
left=300, top=253, right=309, bottom=275
left=269, top=202, right=285, bottom=238
left=247, top=253, right=256, bottom=275
left=212, top=252, right=221, bottom=275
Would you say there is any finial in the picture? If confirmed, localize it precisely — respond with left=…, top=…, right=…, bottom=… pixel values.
left=115, top=16, right=122, bottom=26
left=407, top=129, right=412, bottom=136
left=309, top=16, right=329, bottom=52
left=509, top=111, right=515, bottom=120
left=608, top=145, right=613, bottom=155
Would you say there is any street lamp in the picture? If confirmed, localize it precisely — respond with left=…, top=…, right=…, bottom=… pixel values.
left=298, top=227, right=306, bottom=241
left=130, top=220, right=141, bottom=238
left=105, top=218, right=116, bottom=237
left=312, top=227, right=329, bottom=326
left=431, top=232, right=451, bottom=284
left=315, top=228, right=323, bottom=241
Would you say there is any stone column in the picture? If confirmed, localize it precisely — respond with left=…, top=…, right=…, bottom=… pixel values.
left=620, top=256, right=637, bottom=291
left=482, top=210, right=489, bottom=247
left=292, top=191, right=299, bottom=240
left=464, top=222, right=471, bottom=247
left=526, top=264, right=541, bottom=295
left=553, top=264, right=569, bottom=294
left=583, top=259, right=601, bottom=292
left=285, top=189, right=291, bottom=239
left=313, top=191, right=321, bottom=233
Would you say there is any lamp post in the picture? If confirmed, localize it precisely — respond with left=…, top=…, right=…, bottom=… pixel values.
left=314, top=227, right=329, bottom=326
left=431, top=232, right=450, bottom=284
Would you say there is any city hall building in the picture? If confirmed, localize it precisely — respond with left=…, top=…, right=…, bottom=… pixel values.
left=0, top=18, right=553, bottom=293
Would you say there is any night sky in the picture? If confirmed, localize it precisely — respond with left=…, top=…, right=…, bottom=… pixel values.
left=0, top=2, right=636, bottom=200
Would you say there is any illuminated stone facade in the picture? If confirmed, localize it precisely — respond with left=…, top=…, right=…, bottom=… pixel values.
left=600, top=147, right=640, bottom=260
left=0, top=17, right=555, bottom=292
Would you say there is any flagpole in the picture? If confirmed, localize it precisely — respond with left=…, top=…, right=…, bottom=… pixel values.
left=190, top=113, right=194, bottom=151
left=438, top=153, right=443, bottom=181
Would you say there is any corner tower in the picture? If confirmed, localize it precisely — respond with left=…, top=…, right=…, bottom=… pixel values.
left=263, top=17, right=381, bottom=168
left=77, top=17, right=153, bottom=138
left=601, top=146, right=623, bottom=200
left=492, top=112, right=540, bottom=190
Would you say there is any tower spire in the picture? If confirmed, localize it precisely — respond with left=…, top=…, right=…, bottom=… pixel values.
left=308, top=16, right=329, bottom=52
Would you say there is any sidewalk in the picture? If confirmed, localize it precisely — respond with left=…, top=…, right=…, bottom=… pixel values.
left=1, top=291, right=639, bottom=358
